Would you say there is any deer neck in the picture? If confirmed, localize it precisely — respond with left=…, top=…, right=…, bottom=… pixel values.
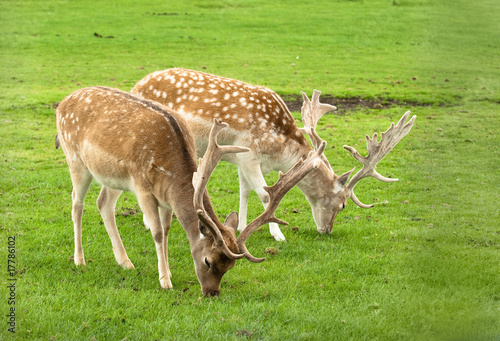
left=294, top=158, right=335, bottom=202
left=165, top=179, right=235, bottom=251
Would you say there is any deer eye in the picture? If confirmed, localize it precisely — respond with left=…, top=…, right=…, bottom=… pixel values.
left=204, top=257, right=211, bottom=269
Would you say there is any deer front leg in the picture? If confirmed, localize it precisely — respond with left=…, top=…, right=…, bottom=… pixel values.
left=96, top=186, right=134, bottom=269
left=137, top=193, right=172, bottom=289
left=70, top=167, right=93, bottom=266
left=237, top=163, right=286, bottom=242
left=237, top=167, right=251, bottom=233
left=142, top=213, right=151, bottom=230
left=159, top=206, right=173, bottom=279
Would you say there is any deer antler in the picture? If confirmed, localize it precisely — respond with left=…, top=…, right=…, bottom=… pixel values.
left=193, top=119, right=250, bottom=260
left=236, top=140, right=327, bottom=262
left=300, top=89, right=337, bottom=149
left=343, top=111, right=417, bottom=208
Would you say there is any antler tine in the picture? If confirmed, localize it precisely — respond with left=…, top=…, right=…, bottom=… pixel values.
left=300, top=89, right=337, bottom=149
left=192, top=119, right=250, bottom=260
left=236, top=140, right=327, bottom=263
left=343, top=111, right=417, bottom=208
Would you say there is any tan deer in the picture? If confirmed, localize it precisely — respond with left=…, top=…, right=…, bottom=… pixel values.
left=131, top=68, right=416, bottom=241
left=55, top=86, right=325, bottom=296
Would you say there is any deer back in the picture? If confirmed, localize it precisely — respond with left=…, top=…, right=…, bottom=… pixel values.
left=56, top=86, right=198, bottom=197
left=131, top=68, right=311, bottom=170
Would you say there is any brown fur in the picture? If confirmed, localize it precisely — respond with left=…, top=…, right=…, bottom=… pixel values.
left=56, top=86, right=242, bottom=295
left=131, top=68, right=310, bottom=153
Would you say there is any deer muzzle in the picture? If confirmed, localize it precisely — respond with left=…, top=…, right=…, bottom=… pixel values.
left=317, top=211, right=338, bottom=234
left=203, top=289, right=220, bottom=297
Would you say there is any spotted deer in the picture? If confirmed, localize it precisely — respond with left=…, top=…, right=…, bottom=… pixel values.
left=132, top=68, right=416, bottom=241
left=55, top=86, right=325, bottom=296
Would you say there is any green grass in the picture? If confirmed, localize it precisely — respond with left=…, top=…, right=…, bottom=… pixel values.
left=1, top=0, right=499, bottom=340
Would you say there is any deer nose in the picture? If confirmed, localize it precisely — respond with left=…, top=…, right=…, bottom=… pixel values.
left=203, top=289, right=220, bottom=297
left=318, top=212, right=337, bottom=234
left=317, top=225, right=333, bottom=234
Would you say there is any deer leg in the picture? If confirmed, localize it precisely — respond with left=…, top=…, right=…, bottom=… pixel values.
left=69, top=167, right=93, bottom=266
left=237, top=163, right=286, bottom=242
left=96, top=186, right=134, bottom=270
left=142, top=213, right=151, bottom=230
left=236, top=167, right=251, bottom=233
left=137, top=193, right=172, bottom=289
left=159, top=207, right=173, bottom=279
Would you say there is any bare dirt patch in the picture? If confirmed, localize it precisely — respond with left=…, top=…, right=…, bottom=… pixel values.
left=282, top=94, right=429, bottom=113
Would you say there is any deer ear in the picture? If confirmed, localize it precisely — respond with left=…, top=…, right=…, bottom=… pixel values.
left=199, top=222, right=210, bottom=237
left=224, top=211, right=239, bottom=232
left=337, top=168, right=355, bottom=187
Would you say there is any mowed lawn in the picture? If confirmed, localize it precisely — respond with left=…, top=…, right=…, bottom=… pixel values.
left=1, top=0, right=499, bottom=340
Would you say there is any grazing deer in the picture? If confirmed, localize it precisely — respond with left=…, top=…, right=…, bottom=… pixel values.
left=132, top=68, right=416, bottom=241
left=55, top=86, right=325, bottom=296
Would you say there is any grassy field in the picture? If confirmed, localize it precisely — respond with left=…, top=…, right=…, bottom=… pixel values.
left=1, top=0, right=499, bottom=340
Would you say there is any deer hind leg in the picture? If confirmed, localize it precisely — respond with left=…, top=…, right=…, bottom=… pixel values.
left=69, top=166, right=93, bottom=266
left=96, top=186, right=134, bottom=270
left=159, top=207, right=173, bottom=279
left=137, top=192, right=172, bottom=289
left=237, top=163, right=286, bottom=242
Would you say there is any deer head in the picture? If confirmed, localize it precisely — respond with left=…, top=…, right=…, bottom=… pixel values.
left=300, top=90, right=416, bottom=234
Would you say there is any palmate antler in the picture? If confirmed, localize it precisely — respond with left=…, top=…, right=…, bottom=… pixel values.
left=236, top=140, right=327, bottom=262
left=192, top=119, right=250, bottom=260
left=300, top=89, right=337, bottom=149
left=343, top=111, right=417, bottom=208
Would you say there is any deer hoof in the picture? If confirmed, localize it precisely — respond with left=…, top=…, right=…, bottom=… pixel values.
left=120, top=259, right=135, bottom=270
left=272, top=231, right=286, bottom=242
left=74, top=257, right=86, bottom=266
left=160, top=278, right=173, bottom=290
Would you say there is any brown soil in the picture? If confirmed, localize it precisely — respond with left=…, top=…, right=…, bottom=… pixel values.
left=282, top=94, right=420, bottom=113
